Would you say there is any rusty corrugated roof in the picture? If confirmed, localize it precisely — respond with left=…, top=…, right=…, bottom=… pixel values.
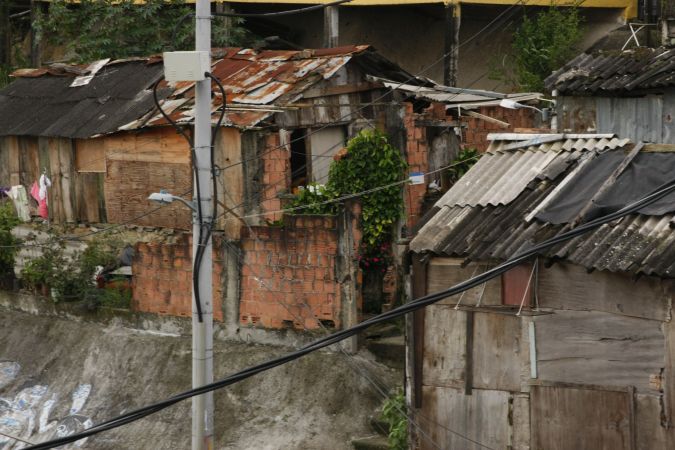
left=1, top=45, right=414, bottom=137
left=410, top=134, right=675, bottom=278
left=546, top=47, right=675, bottom=94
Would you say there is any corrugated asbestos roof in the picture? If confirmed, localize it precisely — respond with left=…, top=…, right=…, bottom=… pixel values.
left=0, top=45, right=415, bottom=138
left=546, top=47, right=675, bottom=94
left=410, top=134, right=675, bottom=278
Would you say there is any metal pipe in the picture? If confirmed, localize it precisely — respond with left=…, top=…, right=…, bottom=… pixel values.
left=193, top=0, right=214, bottom=448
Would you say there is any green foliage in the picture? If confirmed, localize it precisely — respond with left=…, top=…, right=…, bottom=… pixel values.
left=327, top=129, right=407, bottom=251
left=448, top=147, right=480, bottom=184
left=0, top=65, right=11, bottom=89
left=381, top=388, right=408, bottom=450
left=495, top=5, right=582, bottom=92
left=0, top=201, right=20, bottom=275
left=21, top=234, right=126, bottom=304
left=35, top=0, right=253, bottom=63
left=288, top=183, right=338, bottom=215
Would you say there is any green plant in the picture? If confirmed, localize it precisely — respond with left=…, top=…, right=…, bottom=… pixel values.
left=288, top=183, right=338, bottom=215
left=381, top=388, right=408, bottom=450
left=35, top=0, right=253, bottom=63
left=493, top=4, right=583, bottom=92
left=448, top=147, right=480, bottom=184
left=0, top=201, right=20, bottom=275
left=327, top=129, right=407, bottom=250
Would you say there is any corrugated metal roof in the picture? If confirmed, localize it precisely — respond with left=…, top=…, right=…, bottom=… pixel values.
left=546, top=47, right=675, bottom=94
left=0, top=45, right=416, bottom=137
left=434, top=134, right=630, bottom=209
left=410, top=134, right=675, bottom=278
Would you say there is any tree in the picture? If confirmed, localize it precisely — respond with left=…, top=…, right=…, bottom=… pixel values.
left=35, top=0, right=253, bottom=63
left=511, top=5, right=583, bottom=92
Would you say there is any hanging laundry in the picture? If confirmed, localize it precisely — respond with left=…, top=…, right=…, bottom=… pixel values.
left=30, top=175, right=51, bottom=219
left=7, top=186, right=30, bottom=222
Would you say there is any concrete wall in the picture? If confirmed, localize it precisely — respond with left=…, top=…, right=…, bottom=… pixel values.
left=236, top=4, right=625, bottom=90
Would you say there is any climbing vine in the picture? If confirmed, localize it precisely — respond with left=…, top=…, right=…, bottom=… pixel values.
left=0, top=201, right=20, bottom=277
left=381, top=388, right=408, bottom=450
left=327, top=129, right=407, bottom=255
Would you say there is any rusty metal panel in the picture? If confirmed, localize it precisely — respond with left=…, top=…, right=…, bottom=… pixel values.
left=531, top=385, right=631, bottom=450
left=501, top=263, right=533, bottom=306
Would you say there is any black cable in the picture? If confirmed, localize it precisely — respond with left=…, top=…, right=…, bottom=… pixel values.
left=25, top=177, right=675, bottom=450
left=152, top=76, right=205, bottom=322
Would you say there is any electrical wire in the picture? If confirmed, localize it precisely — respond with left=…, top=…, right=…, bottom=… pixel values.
left=24, top=177, right=675, bottom=450
left=171, top=0, right=353, bottom=49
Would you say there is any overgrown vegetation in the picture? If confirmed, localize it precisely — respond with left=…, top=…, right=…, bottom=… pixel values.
left=35, top=0, right=253, bottom=63
left=0, top=202, right=20, bottom=280
left=448, top=147, right=480, bottom=184
left=289, top=129, right=408, bottom=264
left=492, top=5, right=583, bottom=92
left=381, top=388, right=408, bottom=450
left=21, top=234, right=131, bottom=307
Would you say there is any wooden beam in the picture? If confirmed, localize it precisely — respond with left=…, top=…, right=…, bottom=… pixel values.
left=443, top=4, right=461, bottom=87
left=464, top=310, right=474, bottom=395
left=411, top=253, right=427, bottom=409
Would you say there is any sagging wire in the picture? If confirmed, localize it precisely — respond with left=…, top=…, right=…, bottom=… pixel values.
left=24, top=177, right=675, bottom=450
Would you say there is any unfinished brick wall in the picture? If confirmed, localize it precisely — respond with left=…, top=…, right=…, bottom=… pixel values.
left=403, top=103, right=435, bottom=232
left=239, top=215, right=341, bottom=330
left=132, top=234, right=224, bottom=321
left=461, top=105, right=539, bottom=152
left=261, top=132, right=290, bottom=222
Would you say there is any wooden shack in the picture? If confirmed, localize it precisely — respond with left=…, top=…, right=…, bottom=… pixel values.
left=0, top=46, right=425, bottom=237
left=408, top=133, right=675, bottom=449
left=547, top=47, right=675, bottom=144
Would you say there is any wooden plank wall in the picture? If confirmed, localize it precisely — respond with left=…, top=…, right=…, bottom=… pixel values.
left=419, top=256, right=675, bottom=450
left=530, top=386, right=631, bottom=450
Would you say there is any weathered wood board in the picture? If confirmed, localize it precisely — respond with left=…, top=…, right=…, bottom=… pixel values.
left=75, top=138, right=106, bottom=172
left=531, top=385, right=630, bottom=450
left=214, top=127, right=242, bottom=238
left=104, top=128, right=190, bottom=165
left=533, top=310, right=664, bottom=393
left=419, top=386, right=511, bottom=450
left=636, top=394, right=671, bottom=450
left=538, top=262, right=671, bottom=321
left=422, top=305, right=466, bottom=388
left=104, top=159, right=191, bottom=229
left=0, top=137, right=9, bottom=185
left=75, top=172, right=102, bottom=224
left=427, top=257, right=501, bottom=307
left=472, top=312, right=522, bottom=391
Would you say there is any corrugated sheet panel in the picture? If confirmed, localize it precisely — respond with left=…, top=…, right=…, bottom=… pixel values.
left=434, top=135, right=629, bottom=209
left=411, top=135, right=675, bottom=278
left=546, top=47, right=675, bottom=94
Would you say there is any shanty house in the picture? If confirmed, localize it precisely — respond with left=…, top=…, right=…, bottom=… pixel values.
left=546, top=47, right=675, bottom=143
left=408, top=133, right=675, bottom=449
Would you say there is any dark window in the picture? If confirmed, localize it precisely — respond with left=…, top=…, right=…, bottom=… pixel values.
left=290, top=129, right=308, bottom=189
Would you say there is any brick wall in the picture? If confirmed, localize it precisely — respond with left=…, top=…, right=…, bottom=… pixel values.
left=261, top=132, right=290, bottom=222
left=132, top=234, right=224, bottom=321
left=239, top=215, right=341, bottom=330
left=461, top=105, right=539, bottom=152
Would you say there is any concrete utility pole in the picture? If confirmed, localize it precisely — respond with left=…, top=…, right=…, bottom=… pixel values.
left=443, top=3, right=461, bottom=87
left=323, top=5, right=339, bottom=48
left=193, top=0, right=214, bottom=448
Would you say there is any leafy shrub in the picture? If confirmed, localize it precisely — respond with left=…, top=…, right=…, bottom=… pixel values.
left=288, top=183, right=338, bottom=215
left=448, top=147, right=480, bottom=184
left=327, top=129, right=407, bottom=250
left=0, top=201, right=20, bottom=276
left=381, top=388, right=408, bottom=450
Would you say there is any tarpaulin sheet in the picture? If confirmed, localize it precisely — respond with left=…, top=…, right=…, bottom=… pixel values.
left=536, top=151, right=675, bottom=224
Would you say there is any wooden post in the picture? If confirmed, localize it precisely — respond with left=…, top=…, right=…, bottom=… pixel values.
left=443, top=3, right=461, bottom=87
left=323, top=5, right=339, bottom=48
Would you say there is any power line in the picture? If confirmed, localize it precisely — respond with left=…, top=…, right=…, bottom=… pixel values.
left=24, top=176, right=675, bottom=450
left=0, top=430, right=34, bottom=446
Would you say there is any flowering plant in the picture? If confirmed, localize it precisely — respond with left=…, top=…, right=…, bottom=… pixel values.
left=358, top=241, right=392, bottom=273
